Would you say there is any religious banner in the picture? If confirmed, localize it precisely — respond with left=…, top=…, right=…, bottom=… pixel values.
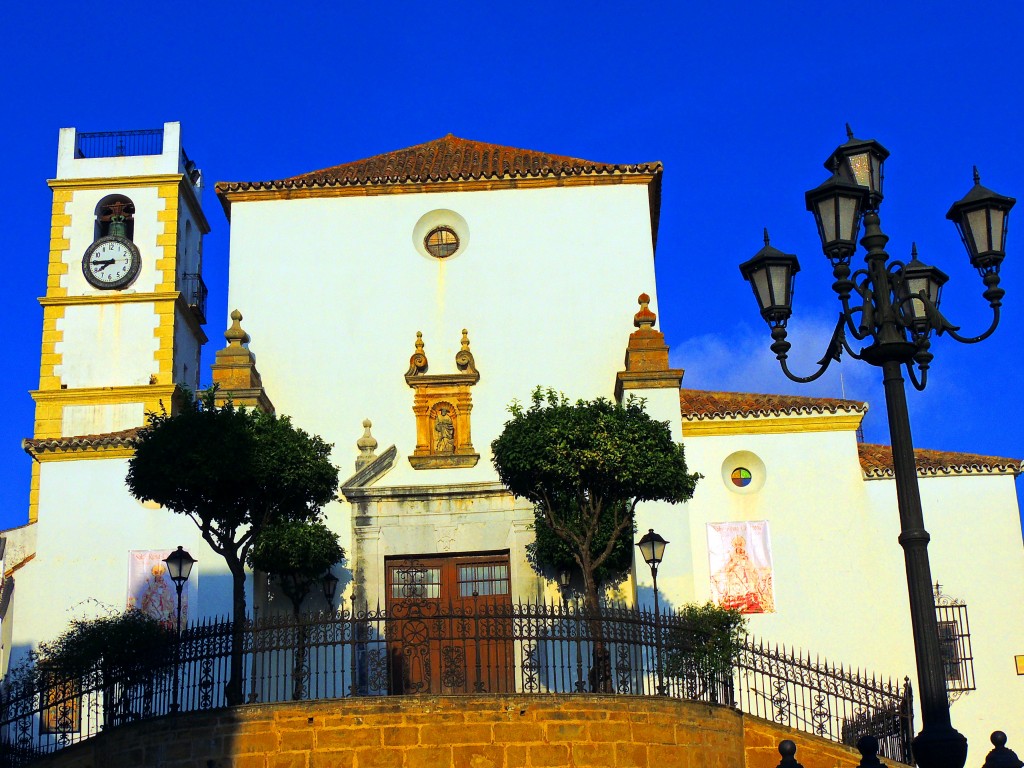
left=706, top=521, right=775, bottom=614
left=127, top=550, right=197, bottom=628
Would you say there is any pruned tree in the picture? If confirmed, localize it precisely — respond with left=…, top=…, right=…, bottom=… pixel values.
left=248, top=519, right=343, bottom=700
left=248, top=520, right=344, bottom=617
left=491, top=387, right=699, bottom=690
left=126, top=389, right=339, bottom=705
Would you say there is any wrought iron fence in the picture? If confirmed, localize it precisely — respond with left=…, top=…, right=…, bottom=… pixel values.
left=74, top=129, right=164, bottom=159
left=0, top=601, right=912, bottom=766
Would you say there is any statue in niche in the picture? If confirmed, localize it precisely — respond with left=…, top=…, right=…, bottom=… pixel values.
left=434, top=407, right=455, bottom=454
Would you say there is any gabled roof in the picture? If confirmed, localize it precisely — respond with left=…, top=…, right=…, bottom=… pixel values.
left=215, top=134, right=662, bottom=194
left=22, top=428, right=140, bottom=457
left=679, top=389, right=867, bottom=421
left=858, top=443, right=1022, bottom=479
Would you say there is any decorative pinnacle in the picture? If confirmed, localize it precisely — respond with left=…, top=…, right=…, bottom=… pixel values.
left=415, top=331, right=424, bottom=353
left=911, top=242, right=918, bottom=260
left=845, top=123, right=854, bottom=140
left=355, top=418, right=378, bottom=471
left=224, top=309, right=250, bottom=347
left=461, top=328, right=470, bottom=352
left=973, top=165, right=981, bottom=185
left=763, top=228, right=770, bottom=247
left=634, top=293, right=657, bottom=329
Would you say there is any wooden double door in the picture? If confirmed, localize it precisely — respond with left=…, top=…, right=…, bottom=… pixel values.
left=385, top=552, right=514, bottom=694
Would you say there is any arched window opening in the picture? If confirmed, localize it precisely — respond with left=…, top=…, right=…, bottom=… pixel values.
left=94, top=195, right=135, bottom=241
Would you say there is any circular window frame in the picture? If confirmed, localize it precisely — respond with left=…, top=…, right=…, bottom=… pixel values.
left=412, top=209, right=470, bottom=262
left=424, top=226, right=460, bottom=259
left=721, top=451, right=766, bottom=495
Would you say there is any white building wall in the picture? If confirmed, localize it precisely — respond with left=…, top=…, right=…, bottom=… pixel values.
left=8, top=457, right=236, bottom=669
left=54, top=302, right=160, bottom=389
left=865, top=472, right=1024, bottom=754
left=227, top=183, right=659, bottom=570
left=634, top=421, right=1023, bottom=757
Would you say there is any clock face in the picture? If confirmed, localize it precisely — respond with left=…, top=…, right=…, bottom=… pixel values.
left=82, top=236, right=141, bottom=290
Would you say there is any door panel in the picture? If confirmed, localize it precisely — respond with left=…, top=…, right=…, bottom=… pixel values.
left=386, top=553, right=514, bottom=694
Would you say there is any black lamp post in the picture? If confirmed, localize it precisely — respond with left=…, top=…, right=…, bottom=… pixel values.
left=163, top=546, right=196, bottom=714
left=740, top=126, right=1014, bottom=768
left=637, top=529, right=669, bottom=696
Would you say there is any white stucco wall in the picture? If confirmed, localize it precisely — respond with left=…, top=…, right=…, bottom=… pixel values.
left=8, top=458, right=236, bottom=669
left=864, top=472, right=1024, bottom=754
left=54, top=302, right=160, bottom=389
left=227, top=183, right=659, bottom=571
left=633, top=420, right=1023, bottom=757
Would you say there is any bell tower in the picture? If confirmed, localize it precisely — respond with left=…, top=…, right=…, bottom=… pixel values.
left=29, top=121, right=210, bottom=521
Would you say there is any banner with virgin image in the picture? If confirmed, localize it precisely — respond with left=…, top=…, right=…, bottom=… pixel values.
left=706, top=521, right=775, bottom=614
left=126, top=549, right=197, bottom=628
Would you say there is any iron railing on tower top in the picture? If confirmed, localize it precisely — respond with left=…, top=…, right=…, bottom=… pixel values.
left=0, top=600, right=913, bottom=766
left=73, top=129, right=164, bottom=159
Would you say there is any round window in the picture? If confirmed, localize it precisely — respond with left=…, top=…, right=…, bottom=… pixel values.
left=424, top=226, right=460, bottom=259
left=730, top=467, right=753, bottom=488
left=721, top=451, right=766, bottom=494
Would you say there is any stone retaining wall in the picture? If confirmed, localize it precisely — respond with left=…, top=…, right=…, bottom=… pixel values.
left=32, top=694, right=883, bottom=768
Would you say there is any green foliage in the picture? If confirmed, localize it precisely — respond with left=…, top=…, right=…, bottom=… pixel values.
left=126, top=387, right=340, bottom=705
left=126, top=389, right=340, bottom=552
left=492, top=388, right=700, bottom=600
left=35, top=609, right=173, bottom=681
left=665, top=602, right=747, bottom=681
left=248, top=519, right=344, bottom=610
left=526, top=506, right=634, bottom=590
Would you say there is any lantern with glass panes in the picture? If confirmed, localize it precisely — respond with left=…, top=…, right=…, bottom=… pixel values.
left=737, top=127, right=1014, bottom=768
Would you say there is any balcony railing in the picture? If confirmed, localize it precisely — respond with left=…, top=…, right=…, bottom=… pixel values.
left=180, top=273, right=207, bottom=325
left=73, top=129, right=164, bottom=159
left=0, top=600, right=913, bottom=766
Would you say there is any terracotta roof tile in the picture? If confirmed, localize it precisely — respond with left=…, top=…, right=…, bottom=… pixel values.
left=679, top=389, right=867, bottom=420
left=22, top=427, right=141, bottom=456
left=214, top=134, right=661, bottom=194
left=858, top=443, right=1022, bottom=479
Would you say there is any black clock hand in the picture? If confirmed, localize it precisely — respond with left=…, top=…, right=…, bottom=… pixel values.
left=91, top=259, right=116, bottom=270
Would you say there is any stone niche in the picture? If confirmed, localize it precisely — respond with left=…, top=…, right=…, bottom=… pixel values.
left=405, top=329, right=480, bottom=469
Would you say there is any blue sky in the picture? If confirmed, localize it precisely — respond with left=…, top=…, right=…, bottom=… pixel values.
left=0, top=1, right=1021, bottom=532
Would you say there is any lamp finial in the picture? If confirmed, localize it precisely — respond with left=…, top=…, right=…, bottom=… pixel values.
left=911, top=242, right=918, bottom=260
left=845, top=123, right=854, bottom=140
left=763, top=228, right=770, bottom=247
left=973, top=165, right=981, bottom=185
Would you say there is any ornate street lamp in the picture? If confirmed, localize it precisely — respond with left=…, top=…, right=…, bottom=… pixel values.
left=637, top=529, right=669, bottom=695
left=740, top=127, right=1014, bottom=768
left=163, top=546, right=196, bottom=714
left=321, top=570, right=339, bottom=609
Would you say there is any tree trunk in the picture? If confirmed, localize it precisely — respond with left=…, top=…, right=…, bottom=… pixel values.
left=581, top=555, right=611, bottom=693
left=225, top=561, right=247, bottom=706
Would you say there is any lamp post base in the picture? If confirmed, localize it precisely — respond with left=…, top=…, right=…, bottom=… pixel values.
left=912, top=723, right=968, bottom=768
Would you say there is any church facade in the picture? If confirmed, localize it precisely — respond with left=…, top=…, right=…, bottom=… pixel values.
left=1, top=124, right=1021, bottom=755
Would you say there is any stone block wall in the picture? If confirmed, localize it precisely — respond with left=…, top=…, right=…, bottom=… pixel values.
left=32, top=694, right=879, bottom=768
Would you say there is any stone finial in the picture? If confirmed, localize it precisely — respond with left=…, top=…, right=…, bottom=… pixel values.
left=226, top=309, right=250, bottom=346
left=219, top=309, right=252, bottom=357
left=406, top=331, right=428, bottom=377
left=355, top=419, right=378, bottom=471
left=983, top=732, right=1024, bottom=768
left=634, top=293, right=657, bottom=330
left=776, top=740, right=803, bottom=768
left=856, top=735, right=883, bottom=767
left=210, top=309, right=274, bottom=413
left=454, top=328, right=478, bottom=376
